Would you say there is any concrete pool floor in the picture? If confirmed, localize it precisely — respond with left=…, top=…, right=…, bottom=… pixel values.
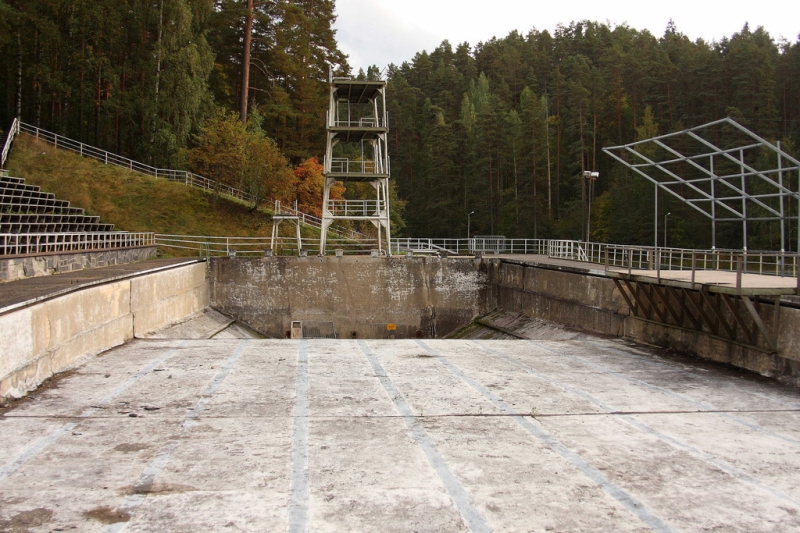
left=2, top=335, right=800, bottom=532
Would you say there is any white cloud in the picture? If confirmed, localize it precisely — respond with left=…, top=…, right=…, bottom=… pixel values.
left=334, top=0, right=800, bottom=71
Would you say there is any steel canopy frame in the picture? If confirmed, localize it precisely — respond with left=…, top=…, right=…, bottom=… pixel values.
left=603, top=118, right=800, bottom=253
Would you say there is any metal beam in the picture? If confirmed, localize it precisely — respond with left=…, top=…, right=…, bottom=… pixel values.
left=613, top=279, right=637, bottom=316
left=740, top=296, right=778, bottom=352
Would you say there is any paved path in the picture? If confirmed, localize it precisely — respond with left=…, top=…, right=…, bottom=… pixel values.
left=2, top=336, right=800, bottom=531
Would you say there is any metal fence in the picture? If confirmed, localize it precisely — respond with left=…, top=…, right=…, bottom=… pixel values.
left=326, top=199, right=385, bottom=217
left=1, top=117, right=20, bottom=168
left=273, top=201, right=362, bottom=239
left=329, top=158, right=377, bottom=174
left=332, top=118, right=384, bottom=128
left=598, top=244, right=799, bottom=278
left=1, top=231, right=155, bottom=256
left=387, top=237, right=798, bottom=278
left=154, top=234, right=382, bottom=257
left=390, top=238, right=550, bottom=255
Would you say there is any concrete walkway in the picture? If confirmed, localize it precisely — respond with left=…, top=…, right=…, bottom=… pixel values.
left=498, top=254, right=799, bottom=296
left=0, top=258, right=202, bottom=314
left=2, top=335, right=800, bottom=531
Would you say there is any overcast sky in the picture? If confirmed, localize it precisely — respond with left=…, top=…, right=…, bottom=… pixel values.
left=333, top=0, right=800, bottom=72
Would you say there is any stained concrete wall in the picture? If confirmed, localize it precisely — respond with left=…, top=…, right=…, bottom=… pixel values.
left=489, top=259, right=800, bottom=383
left=210, top=256, right=491, bottom=339
left=488, top=260, right=628, bottom=337
left=0, top=262, right=208, bottom=401
left=0, top=246, right=157, bottom=282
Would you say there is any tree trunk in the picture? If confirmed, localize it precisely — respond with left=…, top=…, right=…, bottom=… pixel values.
left=151, top=0, right=164, bottom=160
left=240, top=0, right=254, bottom=123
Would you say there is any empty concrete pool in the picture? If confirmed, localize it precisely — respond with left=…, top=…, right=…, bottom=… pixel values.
left=2, top=331, right=800, bottom=532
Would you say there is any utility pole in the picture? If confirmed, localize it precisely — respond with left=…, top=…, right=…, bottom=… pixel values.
left=467, top=211, right=475, bottom=244
left=583, top=171, right=599, bottom=242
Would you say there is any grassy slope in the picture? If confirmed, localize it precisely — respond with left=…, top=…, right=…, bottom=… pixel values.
left=6, top=134, right=278, bottom=240
left=4, top=135, right=366, bottom=258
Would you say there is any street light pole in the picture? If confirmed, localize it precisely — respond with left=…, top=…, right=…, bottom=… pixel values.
left=664, top=212, right=671, bottom=248
left=583, top=171, right=599, bottom=242
left=467, top=211, right=475, bottom=251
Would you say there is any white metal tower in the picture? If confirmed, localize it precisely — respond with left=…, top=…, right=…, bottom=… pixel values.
left=320, top=72, right=391, bottom=254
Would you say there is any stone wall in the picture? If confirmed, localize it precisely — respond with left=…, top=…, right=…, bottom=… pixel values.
left=0, top=262, right=208, bottom=401
left=0, top=246, right=158, bottom=282
left=210, top=256, right=491, bottom=339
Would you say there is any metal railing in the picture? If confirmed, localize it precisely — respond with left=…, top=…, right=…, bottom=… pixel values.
left=155, top=234, right=380, bottom=256
left=597, top=245, right=800, bottom=277
left=329, top=158, right=379, bottom=174
left=15, top=123, right=344, bottom=237
left=326, top=199, right=385, bottom=217
left=1, top=231, right=155, bottom=256
left=154, top=234, right=799, bottom=291
left=273, top=200, right=363, bottom=239
left=389, top=238, right=798, bottom=277
left=1, top=118, right=20, bottom=168
left=391, top=238, right=550, bottom=255
left=332, top=118, right=384, bottom=128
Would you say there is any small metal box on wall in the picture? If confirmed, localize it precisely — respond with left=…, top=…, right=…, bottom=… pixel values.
left=291, top=321, right=303, bottom=339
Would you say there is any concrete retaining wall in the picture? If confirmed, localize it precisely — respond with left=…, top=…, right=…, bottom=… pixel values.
left=488, top=260, right=628, bottom=336
left=0, top=246, right=158, bottom=282
left=210, top=256, right=491, bottom=339
left=0, top=262, right=208, bottom=401
left=489, top=259, right=800, bottom=383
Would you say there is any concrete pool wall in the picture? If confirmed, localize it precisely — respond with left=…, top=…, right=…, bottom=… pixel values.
left=4, top=254, right=800, bottom=402
left=0, top=262, right=208, bottom=400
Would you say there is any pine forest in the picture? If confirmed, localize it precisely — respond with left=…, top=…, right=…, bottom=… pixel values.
left=2, top=1, right=800, bottom=250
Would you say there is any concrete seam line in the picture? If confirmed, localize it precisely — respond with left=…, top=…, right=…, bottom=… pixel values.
left=475, top=341, right=800, bottom=510
left=287, top=339, right=310, bottom=533
left=0, top=340, right=188, bottom=483
left=542, top=339, right=800, bottom=446
left=104, top=339, right=250, bottom=533
left=205, top=319, right=236, bottom=340
left=358, top=340, right=492, bottom=533
left=416, top=339, right=677, bottom=533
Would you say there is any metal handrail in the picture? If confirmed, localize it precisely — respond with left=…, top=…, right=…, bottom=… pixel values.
left=0, top=231, right=155, bottom=256
left=155, top=233, right=379, bottom=256
left=326, top=199, right=385, bottom=217
left=333, top=118, right=384, bottom=128
left=388, top=238, right=798, bottom=277
left=15, top=122, right=342, bottom=237
left=153, top=234, right=800, bottom=292
left=1, top=118, right=20, bottom=168
left=273, top=200, right=364, bottom=239
left=329, top=158, right=380, bottom=174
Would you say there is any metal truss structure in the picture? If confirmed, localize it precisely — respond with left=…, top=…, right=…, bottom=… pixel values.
left=320, top=72, right=391, bottom=255
left=604, top=118, right=800, bottom=253
left=611, top=277, right=783, bottom=353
